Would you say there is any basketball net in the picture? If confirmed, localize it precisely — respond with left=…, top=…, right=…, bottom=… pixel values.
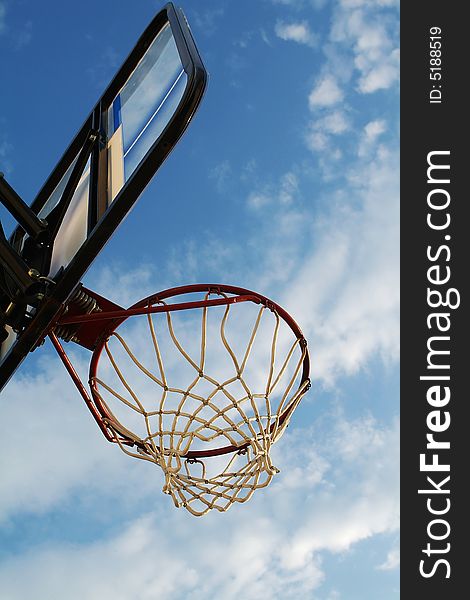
left=87, top=289, right=310, bottom=516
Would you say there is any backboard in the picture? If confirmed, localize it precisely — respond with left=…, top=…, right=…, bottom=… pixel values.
left=0, top=3, right=207, bottom=389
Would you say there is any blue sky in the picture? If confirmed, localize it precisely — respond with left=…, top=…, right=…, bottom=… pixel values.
left=0, top=0, right=399, bottom=598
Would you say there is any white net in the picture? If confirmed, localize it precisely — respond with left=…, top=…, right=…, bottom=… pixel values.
left=90, top=290, right=310, bottom=516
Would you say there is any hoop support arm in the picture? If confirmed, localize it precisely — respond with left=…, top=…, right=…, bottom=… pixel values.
left=57, top=294, right=262, bottom=326
left=48, top=330, right=118, bottom=444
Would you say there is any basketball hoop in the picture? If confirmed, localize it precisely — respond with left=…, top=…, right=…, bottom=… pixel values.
left=50, top=284, right=310, bottom=516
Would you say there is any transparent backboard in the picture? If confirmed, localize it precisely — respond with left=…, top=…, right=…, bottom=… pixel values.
left=0, top=3, right=206, bottom=387
left=40, top=22, right=187, bottom=277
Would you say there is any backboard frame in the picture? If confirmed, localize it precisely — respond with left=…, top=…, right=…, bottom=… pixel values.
left=0, top=3, right=207, bottom=390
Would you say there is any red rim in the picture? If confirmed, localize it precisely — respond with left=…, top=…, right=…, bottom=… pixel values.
left=88, top=284, right=310, bottom=458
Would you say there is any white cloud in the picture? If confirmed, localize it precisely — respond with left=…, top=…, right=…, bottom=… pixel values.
left=0, top=5, right=33, bottom=47
left=330, top=2, right=399, bottom=95
left=285, top=146, right=399, bottom=383
left=308, top=75, right=344, bottom=109
left=279, top=172, right=299, bottom=205
left=270, top=0, right=304, bottom=5
left=260, top=28, right=272, bottom=46
left=270, top=0, right=328, bottom=6
left=247, top=190, right=271, bottom=209
left=247, top=170, right=299, bottom=210
left=319, top=110, right=350, bottom=134
left=193, top=7, right=225, bottom=36
left=305, top=129, right=329, bottom=152
left=88, top=263, right=158, bottom=307
left=0, top=135, right=12, bottom=162
left=86, top=46, right=120, bottom=87
left=358, top=118, right=387, bottom=156
left=0, top=117, right=12, bottom=172
left=275, top=20, right=317, bottom=47
left=303, top=1, right=398, bottom=168
left=358, top=49, right=399, bottom=93
left=364, top=118, right=387, bottom=140
left=378, top=543, right=400, bottom=570
left=0, top=411, right=398, bottom=599
left=228, top=140, right=398, bottom=383
left=340, top=0, right=398, bottom=7
left=209, top=160, right=232, bottom=193
left=305, top=110, right=349, bottom=159
left=0, top=358, right=161, bottom=524
left=305, top=109, right=351, bottom=163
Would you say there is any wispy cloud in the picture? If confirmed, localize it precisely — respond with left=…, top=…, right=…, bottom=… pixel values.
left=0, top=401, right=398, bottom=597
left=270, top=0, right=328, bottom=7
left=0, top=5, right=33, bottom=49
left=286, top=146, right=399, bottom=382
left=14, top=20, right=33, bottom=49
left=304, top=2, right=399, bottom=116
left=378, top=542, right=400, bottom=570
left=331, top=1, right=399, bottom=94
left=209, top=160, right=232, bottom=193
left=86, top=46, right=120, bottom=88
left=164, top=135, right=398, bottom=386
left=275, top=20, right=318, bottom=47
left=0, top=128, right=13, bottom=173
left=247, top=170, right=299, bottom=210
left=279, top=171, right=299, bottom=205
left=270, top=0, right=304, bottom=5
left=318, top=110, right=350, bottom=134
left=358, top=118, right=387, bottom=157
left=0, top=2, right=6, bottom=34
left=308, top=75, right=344, bottom=108
left=0, top=363, right=131, bottom=523
left=303, top=0, right=398, bottom=179
left=340, top=0, right=398, bottom=7
left=193, top=7, right=225, bottom=36
left=88, top=263, right=158, bottom=307
left=305, top=109, right=350, bottom=155
left=260, top=28, right=272, bottom=46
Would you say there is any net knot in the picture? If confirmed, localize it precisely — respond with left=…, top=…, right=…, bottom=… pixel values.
left=162, top=472, right=175, bottom=494
left=261, top=299, right=276, bottom=313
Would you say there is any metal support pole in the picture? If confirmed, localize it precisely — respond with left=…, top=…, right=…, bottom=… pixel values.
left=49, top=330, right=126, bottom=445
left=0, top=227, right=38, bottom=296
left=0, top=173, right=48, bottom=241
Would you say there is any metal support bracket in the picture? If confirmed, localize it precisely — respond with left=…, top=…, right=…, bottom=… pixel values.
left=44, top=129, right=99, bottom=243
left=0, top=173, right=48, bottom=242
left=0, top=223, right=41, bottom=299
